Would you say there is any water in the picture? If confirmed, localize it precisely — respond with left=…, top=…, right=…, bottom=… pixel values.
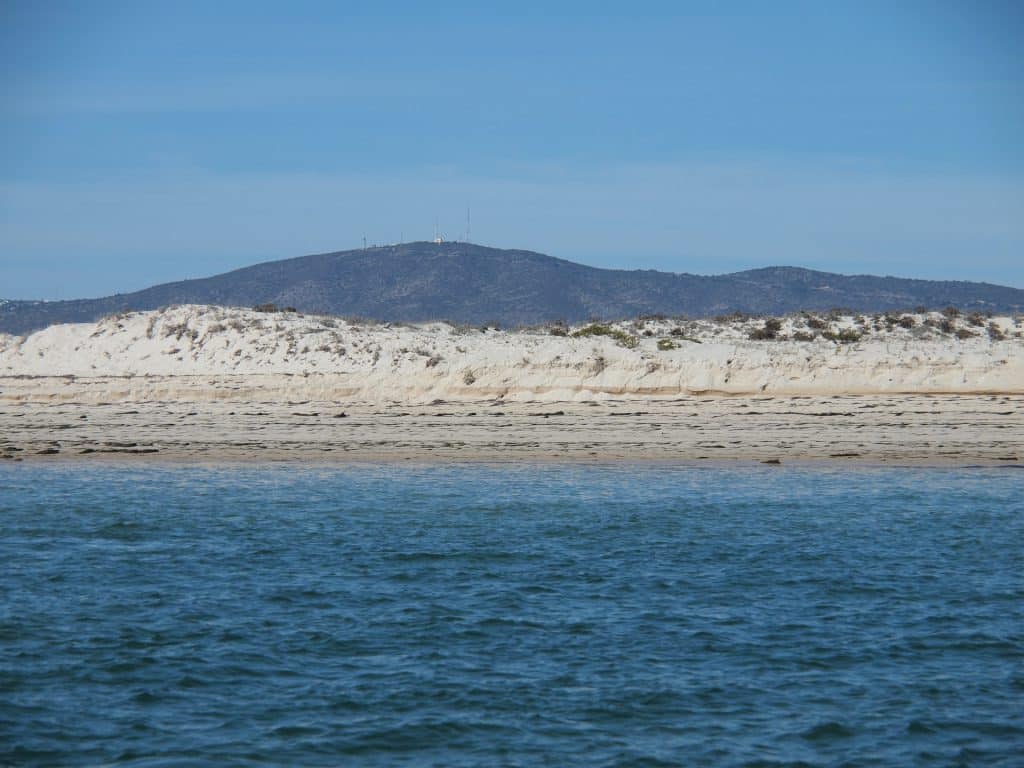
left=2, top=463, right=1022, bottom=767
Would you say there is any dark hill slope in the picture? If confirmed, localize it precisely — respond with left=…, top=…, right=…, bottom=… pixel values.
left=2, top=242, right=1022, bottom=334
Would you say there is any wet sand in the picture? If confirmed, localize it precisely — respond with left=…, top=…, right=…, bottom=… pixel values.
left=2, top=394, right=1020, bottom=465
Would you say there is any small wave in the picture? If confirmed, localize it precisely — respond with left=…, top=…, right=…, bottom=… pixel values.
left=801, top=721, right=854, bottom=741
left=906, top=719, right=937, bottom=734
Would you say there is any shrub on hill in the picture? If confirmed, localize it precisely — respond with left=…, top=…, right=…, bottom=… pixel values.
left=822, top=329, right=862, bottom=343
left=748, top=318, right=783, bottom=340
left=571, top=324, right=639, bottom=348
left=805, top=315, right=828, bottom=330
left=668, top=326, right=702, bottom=343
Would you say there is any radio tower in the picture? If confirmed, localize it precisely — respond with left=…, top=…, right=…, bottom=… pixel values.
left=465, top=206, right=471, bottom=243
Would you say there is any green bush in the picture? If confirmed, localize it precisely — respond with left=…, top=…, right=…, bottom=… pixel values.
left=748, top=318, right=783, bottom=340
left=805, top=315, right=828, bottom=330
left=823, top=329, right=862, bottom=343
left=571, top=324, right=639, bottom=348
left=657, top=338, right=678, bottom=351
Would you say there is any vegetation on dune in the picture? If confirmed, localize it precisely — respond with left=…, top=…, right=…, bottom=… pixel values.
left=668, top=327, right=702, bottom=343
left=163, top=322, right=198, bottom=341
left=253, top=304, right=298, bottom=314
left=748, top=318, right=783, bottom=341
left=822, top=329, right=863, bottom=343
left=805, top=315, right=828, bottom=330
left=571, top=324, right=639, bottom=349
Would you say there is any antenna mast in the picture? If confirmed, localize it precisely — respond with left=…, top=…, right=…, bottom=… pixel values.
left=466, top=206, right=471, bottom=243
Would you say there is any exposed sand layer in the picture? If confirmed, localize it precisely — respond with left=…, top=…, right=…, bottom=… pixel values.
left=1, top=305, right=1022, bottom=402
left=2, top=395, right=1021, bottom=465
left=1, top=306, right=1021, bottom=464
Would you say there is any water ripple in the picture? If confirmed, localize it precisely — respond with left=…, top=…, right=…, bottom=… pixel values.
left=1, top=463, right=1022, bottom=766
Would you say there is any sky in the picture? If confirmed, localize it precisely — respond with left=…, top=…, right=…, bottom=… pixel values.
left=2, top=1, right=1023, bottom=299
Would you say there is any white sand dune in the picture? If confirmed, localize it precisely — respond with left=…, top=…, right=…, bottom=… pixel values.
left=2, top=306, right=1021, bottom=463
left=1, top=305, right=1021, bottom=404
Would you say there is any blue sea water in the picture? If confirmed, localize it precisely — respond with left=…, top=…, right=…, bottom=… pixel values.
left=1, top=463, right=1022, bottom=767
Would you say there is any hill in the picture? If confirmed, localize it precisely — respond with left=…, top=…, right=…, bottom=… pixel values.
left=2, top=242, right=1022, bottom=334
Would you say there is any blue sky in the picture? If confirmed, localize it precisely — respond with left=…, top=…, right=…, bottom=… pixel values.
left=2, top=1, right=1023, bottom=298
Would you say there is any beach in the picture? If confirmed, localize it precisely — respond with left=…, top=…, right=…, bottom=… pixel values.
left=0, top=393, right=1021, bottom=464
left=1, top=306, right=1021, bottom=464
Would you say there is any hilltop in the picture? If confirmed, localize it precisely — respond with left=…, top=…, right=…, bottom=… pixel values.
left=2, top=242, right=1023, bottom=335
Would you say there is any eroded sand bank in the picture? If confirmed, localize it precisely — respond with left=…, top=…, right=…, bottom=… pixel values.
left=1, top=306, right=1021, bottom=464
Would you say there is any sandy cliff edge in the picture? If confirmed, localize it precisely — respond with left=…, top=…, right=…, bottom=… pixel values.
left=1, top=305, right=1022, bottom=403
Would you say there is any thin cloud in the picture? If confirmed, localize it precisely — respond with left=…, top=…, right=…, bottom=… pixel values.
left=2, top=158, right=1022, bottom=298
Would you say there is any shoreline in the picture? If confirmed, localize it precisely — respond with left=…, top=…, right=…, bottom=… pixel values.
left=4, top=394, right=1020, bottom=466
left=6, top=456, right=1024, bottom=469
left=2, top=308, right=1021, bottom=466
